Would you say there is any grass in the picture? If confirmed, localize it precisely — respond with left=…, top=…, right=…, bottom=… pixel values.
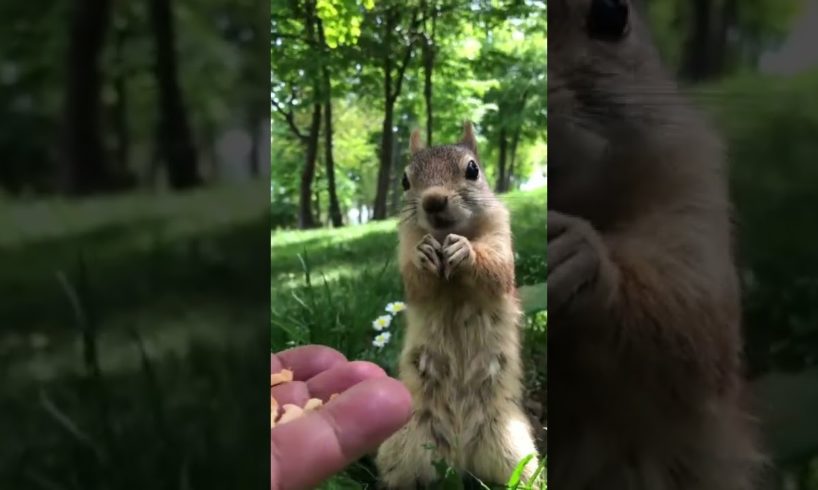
left=0, top=183, right=270, bottom=489
left=271, top=186, right=547, bottom=488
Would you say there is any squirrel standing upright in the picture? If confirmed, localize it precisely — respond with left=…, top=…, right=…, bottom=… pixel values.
left=375, top=123, right=540, bottom=488
left=547, top=1, right=764, bottom=489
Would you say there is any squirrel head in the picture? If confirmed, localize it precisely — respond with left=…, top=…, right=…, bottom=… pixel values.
left=400, top=121, right=500, bottom=241
left=548, top=0, right=705, bottom=215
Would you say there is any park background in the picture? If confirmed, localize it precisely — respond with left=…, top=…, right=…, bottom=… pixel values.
left=272, top=0, right=818, bottom=488
left=271, top=1, right=548, bottom=487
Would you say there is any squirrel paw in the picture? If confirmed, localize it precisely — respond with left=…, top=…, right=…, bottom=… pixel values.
left=442, top=234, right=474, bottom=280
left=547, top=210, right=617, bottom=315
left=413, top=234, right=443, bottom=276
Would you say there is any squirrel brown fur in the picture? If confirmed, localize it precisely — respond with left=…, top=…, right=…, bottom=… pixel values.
left=547, top=1, right=765, bottom=489
left=374, top=123, right=541, bottom=488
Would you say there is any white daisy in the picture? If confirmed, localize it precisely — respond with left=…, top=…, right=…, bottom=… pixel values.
left=372, top=315, right=393, bottom=331
left=372, top=331, right=392, bottom=348
left=385, top=301, right=407, bottom=314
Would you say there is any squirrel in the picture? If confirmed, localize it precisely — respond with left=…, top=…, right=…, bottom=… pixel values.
left=374, top=122, right=540, bottom=488
left=547, top=1, right=765, bottom=489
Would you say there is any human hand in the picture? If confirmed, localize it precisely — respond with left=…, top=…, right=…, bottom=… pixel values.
left=270, top=345, right=412, bottom=490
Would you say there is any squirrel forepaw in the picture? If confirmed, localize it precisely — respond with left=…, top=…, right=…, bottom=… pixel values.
left=442, top=234, right=474, bottom=280
left=414, top=234, right=443, bottom=276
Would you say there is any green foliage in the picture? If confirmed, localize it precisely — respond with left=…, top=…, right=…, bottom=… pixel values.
left=692, top=70, right=818, bottom=376
left=520, top=283, right=547, bottom=315
left=271, top=0, right=547, bottom=227
left=2, top=0, right=262, bottom=193
left=692, top=69, right=818, bottom=483
left=645, top=0, right=803, bottom=76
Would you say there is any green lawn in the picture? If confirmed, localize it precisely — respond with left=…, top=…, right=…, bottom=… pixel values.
left=271, top=186, right=547, bottom=489
left=0, top=183, right=270, bottom=489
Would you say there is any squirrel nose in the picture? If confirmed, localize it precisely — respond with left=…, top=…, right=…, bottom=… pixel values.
left=422, top=194, right=448, bottom=214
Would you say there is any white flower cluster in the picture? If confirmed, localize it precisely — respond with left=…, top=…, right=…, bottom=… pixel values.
left=371, top=301, right=406, bottom=349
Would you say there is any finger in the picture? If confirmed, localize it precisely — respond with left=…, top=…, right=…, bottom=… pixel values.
left=271, top=377, right=412, bottom=490
left=424, top=234, right=442, bottom=249
left=271, top=353, right=283, bottom=373
left=307, top=361, right=387, bottom=400
left=547, top=230, right=583, bottom=270
left=547, top=249, right=598, bottom=313
left=271, top=380, right=311, bottom=407
left=446, top=246, right=469, bottom=267
left=442, top=241, right=465, bottom=259
left=276, top=345, right=348, bottom=381
left=420, top=244, right=439, bottom=266
left=547, top=211, right=570, bottom=239
left=418, top=251, right=439, bottom=274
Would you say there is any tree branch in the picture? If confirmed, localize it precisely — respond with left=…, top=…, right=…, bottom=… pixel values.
left=271, top=96, right=307, bottom=142
left=389, top=9, right=422, bottom=104
left=270, top=31, right=320, bottom=47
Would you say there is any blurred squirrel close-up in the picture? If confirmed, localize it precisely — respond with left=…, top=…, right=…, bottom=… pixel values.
left=547, top=0, right=765, bottom=489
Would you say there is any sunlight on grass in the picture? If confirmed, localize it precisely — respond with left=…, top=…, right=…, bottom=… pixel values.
left=271, top=218, right=398, bottom=247
left=0, top=182, right=265, bottom=248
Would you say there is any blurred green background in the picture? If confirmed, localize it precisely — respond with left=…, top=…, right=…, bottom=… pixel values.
left=1, top=0, right=269, bottom=488
left=649, top=0, right=818, bottom=487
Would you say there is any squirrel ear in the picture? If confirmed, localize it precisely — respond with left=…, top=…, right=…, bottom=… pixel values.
left=409, top=129, right=425, bottom=154
left=459, top=121, right=478, bottom=155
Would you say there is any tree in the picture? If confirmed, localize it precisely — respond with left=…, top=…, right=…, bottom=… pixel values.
left=316, top=16, right=344, bottom=228
left=61, top=0, right=113, bottom=195
left=420, top=0, right=439, bottom=145
left=645, top=0, right=802, bottom=81
left=474, top=4, right=546, bottom=193
left=361, top=3, right=421, bottom=221
left=148, top=0, right=200, bottom=188
left=271, top=0, right=325, bottom=229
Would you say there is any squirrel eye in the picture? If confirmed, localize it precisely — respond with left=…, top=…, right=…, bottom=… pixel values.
left=587, top=0, right=629, bottom=41
left=465, top=160, right=479, bottom=181
left=402, top=172, right=410, bottom=191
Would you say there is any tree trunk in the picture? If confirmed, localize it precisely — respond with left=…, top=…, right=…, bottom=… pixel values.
left=314, top=183, right=322, bottom=226
left=149, top=0, right=200, bottom=189
left=112, top=21, right=135, bottom=189
left=495, top=127, right=508, bottom=193
left=422, top=37, right=435, bottom=146
left=61, top=0, right=112, bottom=195
left=679, top=0, right=732, bottom=81
left=373, top=11, right=397, bottom=221
left=248, top=116, right=261, bottom=178
left=374, top=99, right=394, bottom=220
left=373, top=14, right=396, bottom=222
left=679, top=0, right=710, bottom=81
left=317, top=18, right=343, bottom=228
left=713, top=0, right=737, bottom=75
left=506, top=125, right=521, bottom=191
left=389, top=132, right=403, bottom=216
left=299, top=103, right=321, bottom=229
left=373, top=8, right=416, bottom=220
left=323, top=94, right=343, bottom=227
left=422, top=4, right=437, bottom=145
